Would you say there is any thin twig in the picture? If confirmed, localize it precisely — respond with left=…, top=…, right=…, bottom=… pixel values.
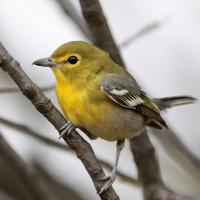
left=0, top=41, right=119, bottom=200
left=120, top=16, right=171, bottom=48
left=154, top=128, right=200, bottom=171
left=0, top=85, right=54, bottom=93
left=0, top=116, right=139, bottom=186
left=153, top=97, right=200, bottom=171
left=55, top=0, right=170, bottom=50
left=0, top=117, right=66, bottom=150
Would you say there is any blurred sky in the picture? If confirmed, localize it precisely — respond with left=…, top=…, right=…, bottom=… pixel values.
left=0, top=0, right=200, bottom=199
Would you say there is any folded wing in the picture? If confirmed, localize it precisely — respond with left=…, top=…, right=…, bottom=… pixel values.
left=101, top=74, right=167, bottom=129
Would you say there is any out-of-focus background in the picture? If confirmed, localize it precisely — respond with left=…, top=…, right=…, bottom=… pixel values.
left=0, top=0, right=200, bottom=199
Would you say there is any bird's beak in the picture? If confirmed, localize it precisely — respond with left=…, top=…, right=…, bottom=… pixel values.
left=32, top=57, right=57, bottom=67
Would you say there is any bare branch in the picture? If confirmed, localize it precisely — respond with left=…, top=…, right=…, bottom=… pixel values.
left=56, top=0, right=170, bottom=51
left=79, top=0, right=123, bottom=66
left=120, top=17, right=171, bottom=48
left=0, top=116, right=139, bottom=186
left=0, top=42, right=119, bottom=200
left=0, top=85, right=54, bottom=93
left=0, top=117, right=67, bottom=150
left=130, top=130, right=196, bottom=200
left=0, top=132, right=50, bottom=200
left=0, top=191, right=16, bottom=200
left=154, top=96, right=200, bottom=171
left=154, top=128, right=200, bottom=171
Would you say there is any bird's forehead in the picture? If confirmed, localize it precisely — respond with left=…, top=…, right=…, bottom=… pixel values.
left=51, top=41, right=106, bottom=60
left=52, top=42, right=93, bottom=58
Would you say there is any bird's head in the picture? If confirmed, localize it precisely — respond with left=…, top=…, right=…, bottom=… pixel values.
left=33, top=41, right=109, bottom=79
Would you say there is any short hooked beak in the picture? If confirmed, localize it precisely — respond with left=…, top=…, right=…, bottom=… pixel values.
left=32, top=57, right=57, bottom=67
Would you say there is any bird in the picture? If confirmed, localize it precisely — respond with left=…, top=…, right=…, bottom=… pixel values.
left=33, top=41, right=196, bottom=194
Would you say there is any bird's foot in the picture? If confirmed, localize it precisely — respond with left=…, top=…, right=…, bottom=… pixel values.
left=59, top=122, right=76, bottom=139
left=98, top=173, right=116, bottom=195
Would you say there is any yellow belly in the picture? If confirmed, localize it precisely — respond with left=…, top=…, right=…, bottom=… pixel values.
left=56, top=82, right=144, bottom=141
left=56, top=83, right=101, bottom=127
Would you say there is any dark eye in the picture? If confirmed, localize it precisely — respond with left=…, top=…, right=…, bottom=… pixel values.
left=68, top=56, right=78, bottom=64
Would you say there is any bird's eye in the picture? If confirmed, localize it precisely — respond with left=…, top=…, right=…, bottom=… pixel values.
left=68, top=56, right=78, bottom=64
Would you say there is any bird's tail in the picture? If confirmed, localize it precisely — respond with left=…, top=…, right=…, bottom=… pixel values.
left=153, top=96, right=197, bottom=111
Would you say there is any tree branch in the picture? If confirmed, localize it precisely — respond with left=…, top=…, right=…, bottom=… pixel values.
left=0, top=116, right=139, bottom=186
left=0, top=132, right=49, bottom=200
left=120, top=17, right=170, bottom=48
left=0, top=41, right=119, bottom=200
left=0, top=85, right=54, bottom=93
left=57, top=1, right=169, bottom=50
left=154, top=128, right=200, bottom=171
left=79, top=0, right=123, bottom=66
left=130, top=130, right=195, bottom=200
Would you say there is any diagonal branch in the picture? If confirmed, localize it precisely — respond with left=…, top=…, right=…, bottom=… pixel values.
left=0, top=41, right=119, bottom=200
left=130, top=130, right=195, bottom=200
left=79, top=0, right=123, bottom=66
left=120, top=17, right=171, bottom=48
left=0, top=85, right=54, bottom=93
left=0, top=132, right=50, bottom=200
left=56, top=0, right=169, bottom=50
left=0, top=117, right=68, bottom=150
left=0, top=116, right=139, bottom=186
left=154, top=128, right=200, bottom=171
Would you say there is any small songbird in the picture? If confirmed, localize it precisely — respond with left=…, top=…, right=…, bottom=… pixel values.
left=33, top=41, right=196, bottom=194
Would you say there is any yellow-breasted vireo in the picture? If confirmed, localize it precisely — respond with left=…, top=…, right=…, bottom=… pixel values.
left=33, top=41, right=196, bottom=194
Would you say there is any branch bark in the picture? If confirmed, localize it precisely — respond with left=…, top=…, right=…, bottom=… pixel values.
left=79, top=0, right=123, bottom=66
left=0, top=41, right=119, bottom=200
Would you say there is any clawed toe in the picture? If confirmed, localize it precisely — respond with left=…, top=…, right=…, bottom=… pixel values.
left=98, top=175, right=115, bottom=195
left=59, top=122, right=76, bottom=139
left=98, top=175, right=111, bottom=181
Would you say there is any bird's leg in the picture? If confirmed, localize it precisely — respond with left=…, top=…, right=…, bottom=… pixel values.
left=98, top=139, right=125, bottom=194
left=58, top=121, right=76, bottom=139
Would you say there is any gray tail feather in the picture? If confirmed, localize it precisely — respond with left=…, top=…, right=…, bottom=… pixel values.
left=153, top=96, right=197, bottom=110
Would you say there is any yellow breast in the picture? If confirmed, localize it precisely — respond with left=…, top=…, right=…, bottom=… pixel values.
left=54, top=69, right=105, bottom=127
left=53, top=69, right=144, bottom=141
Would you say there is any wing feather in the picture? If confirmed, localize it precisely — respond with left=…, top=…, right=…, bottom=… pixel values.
left=101, top=74, right=167, bottom=129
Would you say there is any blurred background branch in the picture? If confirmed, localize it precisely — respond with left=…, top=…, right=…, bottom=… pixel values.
left=130, top=130, right=195, bottom=200
left=0, top=85, right=54, bottom=93
left=120, top=16, right=171, bottom=48
left=0, top=116, right=140, bottom=186
left=0, top=132, right=84, bottom=200
left=0, top=132, right=49, bottom=200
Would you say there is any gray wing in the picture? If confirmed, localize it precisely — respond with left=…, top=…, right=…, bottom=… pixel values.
left=101, top=74, right=167, bottom=129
